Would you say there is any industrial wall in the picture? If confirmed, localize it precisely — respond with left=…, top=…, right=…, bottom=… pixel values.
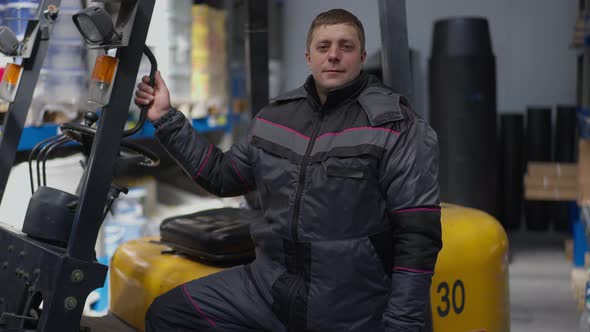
left=281, top=0, right=579, bottom=118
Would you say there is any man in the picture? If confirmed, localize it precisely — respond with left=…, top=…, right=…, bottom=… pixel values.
left=136, top=8, right=442, bottom=332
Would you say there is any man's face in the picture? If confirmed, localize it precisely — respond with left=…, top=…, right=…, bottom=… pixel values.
left=306, top=23, right=366, bottom=92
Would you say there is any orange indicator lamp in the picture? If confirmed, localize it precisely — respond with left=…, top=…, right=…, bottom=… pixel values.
left=89, top=54, right=118, bottom=106
left=0, top=63, right=23, bottom=103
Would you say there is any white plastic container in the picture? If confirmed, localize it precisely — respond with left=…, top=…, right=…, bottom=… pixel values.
left=44, top=41, right=87, bottom=71
left=4, top=1, right=39, bottom=40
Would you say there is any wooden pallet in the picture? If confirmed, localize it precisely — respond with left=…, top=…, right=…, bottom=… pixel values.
left=572, top=267, right=589, bottom=312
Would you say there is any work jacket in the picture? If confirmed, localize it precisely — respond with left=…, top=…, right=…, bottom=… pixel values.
left=153, top=72, right=442, bottom=331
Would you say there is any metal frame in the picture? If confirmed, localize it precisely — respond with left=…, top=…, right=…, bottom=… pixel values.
left=378, top=0, right=413, bottom=104
left=66, top=0, right=154, bottom=261
left=245, top=0, right=269, bottom=117
left=378, top=1, right=432, bottom=330
left=0, top=0, right=156, bottom=330
left=0, top=0, right=62, bottom=204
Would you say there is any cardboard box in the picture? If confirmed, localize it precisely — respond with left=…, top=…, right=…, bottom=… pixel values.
left=524, top=162, right=578, bottom=201
left=524, top=175, right=578, bottom=189
left=527, top=162, right=578, bottom=178
left=571, top=267, right=589, bottom=312
left=565, top=238, right=573, bottom=262
left=191, top=4, right=228, bottom=117
left=579, top=139, right=590, bottom=205
left=525, top=188, right=578, bottom=201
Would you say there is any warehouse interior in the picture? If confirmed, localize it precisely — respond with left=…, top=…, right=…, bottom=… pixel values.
left=0, top=0, right=588, bottom=331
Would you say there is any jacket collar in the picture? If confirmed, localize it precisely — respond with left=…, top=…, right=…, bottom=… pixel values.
left=303, top=71, right=369, bottom=110
left=271, top=71, right=369, bottom=109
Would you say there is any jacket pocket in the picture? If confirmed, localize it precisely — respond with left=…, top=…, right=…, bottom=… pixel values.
left=325, top=165, right=368, bottom=179
left=321, top=155, right=376, bottom=181
left=368, top=228, right=394, bottom=278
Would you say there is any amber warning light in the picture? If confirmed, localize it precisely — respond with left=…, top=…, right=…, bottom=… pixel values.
left=0, top=63, right=23, bottom=103
left=89, top=54, right=118, bottom=106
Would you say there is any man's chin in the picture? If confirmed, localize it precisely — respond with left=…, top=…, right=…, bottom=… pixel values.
left=320, top=78, right=352, bottom=90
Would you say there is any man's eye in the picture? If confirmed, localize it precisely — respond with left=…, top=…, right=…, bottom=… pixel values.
left=318, top=45, right=328, bottom=51
left=343, top=45, right=353, bottom=50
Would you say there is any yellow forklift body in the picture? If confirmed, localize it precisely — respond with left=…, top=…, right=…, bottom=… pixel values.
left=110, top=204, right=509, bottom=332
left=109, top=237, right=224, bottom=330
left=431, top=204, right=510, bottom=332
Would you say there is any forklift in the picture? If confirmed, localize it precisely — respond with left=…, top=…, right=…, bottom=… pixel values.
left=0, top=1, right=510, bottom=331
left=0, top=0, right=160, bottom=330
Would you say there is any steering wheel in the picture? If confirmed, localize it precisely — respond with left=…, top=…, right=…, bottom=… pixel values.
left=60, top=115, right=160, bottom=167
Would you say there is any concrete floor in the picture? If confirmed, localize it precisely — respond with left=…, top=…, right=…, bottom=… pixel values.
left=82, top=232, right=581, bottom=332
left=509, top=232, right=580, bottom=332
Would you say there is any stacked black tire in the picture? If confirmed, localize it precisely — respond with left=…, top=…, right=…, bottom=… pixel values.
left=524, top=107, right=552, bottom=231
left=498, top=107, right=577, bottom=232
left=499, top=114, right=524, bottom=231
left=429, top=17, right=498, bottom=218
left=429, top=17, right=578, bottom=232
left=523, top=106, right=577, bottom=232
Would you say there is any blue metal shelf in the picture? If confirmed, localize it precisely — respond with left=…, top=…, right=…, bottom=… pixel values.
left=3, top=113, right=242, bottom=151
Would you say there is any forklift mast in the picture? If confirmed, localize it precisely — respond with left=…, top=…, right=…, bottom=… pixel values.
left=0, top=0, right=156, bottom=331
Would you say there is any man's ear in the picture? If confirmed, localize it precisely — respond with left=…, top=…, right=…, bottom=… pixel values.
left=305, top=51, right=311, bottom=67
left=360, top=50, right=367, bottom=63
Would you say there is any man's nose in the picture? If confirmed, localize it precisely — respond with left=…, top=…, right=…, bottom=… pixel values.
left=328, top=46, right=341, bottom=62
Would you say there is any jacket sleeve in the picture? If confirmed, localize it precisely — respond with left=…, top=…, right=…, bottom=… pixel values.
left=379, top=117, right=442, bottom=331
left=153, top=108, right=255, bottom=197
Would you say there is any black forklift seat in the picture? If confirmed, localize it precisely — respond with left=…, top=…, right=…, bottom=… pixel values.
left=159, top=207, right=263, bottom=266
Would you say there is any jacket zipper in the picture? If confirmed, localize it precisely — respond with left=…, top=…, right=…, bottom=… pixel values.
left=291, top=109, right=323, bottom=243
left=287, top=106, right=324, bottom=328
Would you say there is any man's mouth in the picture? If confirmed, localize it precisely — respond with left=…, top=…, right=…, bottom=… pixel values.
left=324, top=69, right=344, bottom=73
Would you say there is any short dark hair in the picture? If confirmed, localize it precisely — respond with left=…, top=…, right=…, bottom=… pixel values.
left=306, top=9, right=365, bottom=52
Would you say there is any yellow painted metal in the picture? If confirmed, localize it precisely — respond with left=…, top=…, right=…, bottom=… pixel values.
left=431, top=204, right=510, bottom=332
left=110, top=204, right=509, bottom=331
left=109, top=237, right=224, bottom=331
